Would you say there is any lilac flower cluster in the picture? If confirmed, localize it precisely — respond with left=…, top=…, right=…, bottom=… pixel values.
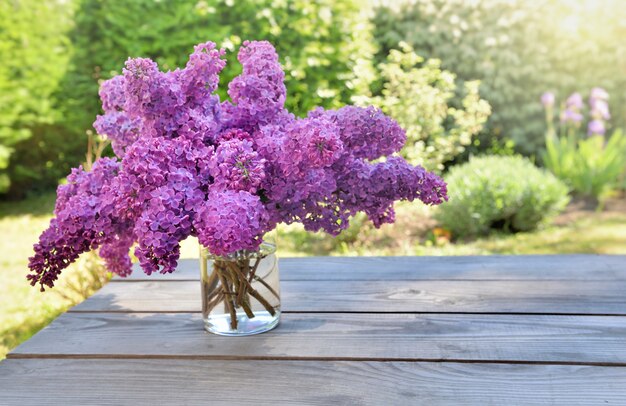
left=29, top=40, right=448, bottom=290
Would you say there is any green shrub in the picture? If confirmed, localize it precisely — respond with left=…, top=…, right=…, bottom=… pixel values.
left=0, top=0, right=73, bottom=194
left=544, top=131, right=626, bottom=201
left=356, top=42, right=490, bottom=172
left=436, top=156, right=569, bottom=238
left=373, top=0, right=626, bottom=156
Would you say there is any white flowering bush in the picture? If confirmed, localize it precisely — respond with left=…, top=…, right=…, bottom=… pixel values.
left=357, top=43, right=491, bottom=172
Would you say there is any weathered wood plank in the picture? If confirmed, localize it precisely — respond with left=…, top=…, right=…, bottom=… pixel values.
left=71, top=280, right=626, bottom=314
left=10, top=312, right=626, bottom=365
left=120, top=255, right=626, bottom=281
left=1, top=359, right=625, bottom=406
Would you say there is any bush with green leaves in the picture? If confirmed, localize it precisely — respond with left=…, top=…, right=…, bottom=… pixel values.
left=545, top=131, right=626, bottom=201
left=356, top=42, right=490, bottom=172
left=436, top=156, right=569, bottom=238
left=373, top=0, right=626, bottom=156
left=0, top=0, right=73, bottom=194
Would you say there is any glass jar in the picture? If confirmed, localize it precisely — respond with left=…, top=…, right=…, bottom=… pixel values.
left=200, top=242, right=280, bottom=336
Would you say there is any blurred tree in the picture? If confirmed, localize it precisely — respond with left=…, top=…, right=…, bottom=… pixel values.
left=373, top=0, right=626, bottom=156
left=0, top=0, right=73, bottom=194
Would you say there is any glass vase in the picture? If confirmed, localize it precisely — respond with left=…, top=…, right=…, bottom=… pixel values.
left=200, top=242, right=280, bottom=336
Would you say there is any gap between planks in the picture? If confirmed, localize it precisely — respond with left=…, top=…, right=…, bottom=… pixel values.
left=7, top=353, right=626, bottom=367
left=109, top=278, right=626, bottom=282
left=66, top=309, right=626, bottom=316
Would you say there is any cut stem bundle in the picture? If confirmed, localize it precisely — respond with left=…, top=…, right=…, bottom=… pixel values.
left=201, top=256, right=278, bottom=330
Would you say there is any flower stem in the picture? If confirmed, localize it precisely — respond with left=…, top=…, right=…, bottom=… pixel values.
left=208, top=257, right=277, bottom=331
left=227, top=262, right=277, bottom=317
left=216, top=264, right=237, bottom=330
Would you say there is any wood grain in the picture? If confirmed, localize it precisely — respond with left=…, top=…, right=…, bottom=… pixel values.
left=1, top=359, right=625, bottom=406
left=10, top=312, right=626, bottom=365
left=120, top=255, right=626, bottom=281
left=6, top=256, right=626, bottom=405
left=71, top=279, right=626, bottom=314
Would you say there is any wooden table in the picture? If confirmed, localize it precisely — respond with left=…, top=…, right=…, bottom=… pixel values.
left=2, top=255, right=626, bottom=405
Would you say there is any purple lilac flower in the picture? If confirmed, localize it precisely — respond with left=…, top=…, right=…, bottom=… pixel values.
left=194, top=190, right=269, bottom=256
left=28, top=158, right=131, bottom=290
left=309, top=105, right=406, bottom=160
left=93, top=112, right=141, bottom=157
left=28, top=40, right=448, bottom=290
left=541, top=92, right=555, bottom=108
left=226, top=40, right=287, bottom=129
left=587, top=119, right=606, bottom=136
left=209, top=139, right=266, bottom=193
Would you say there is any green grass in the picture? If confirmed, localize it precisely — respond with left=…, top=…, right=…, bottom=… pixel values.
left=2, top=194, right=626, bottom=360
left=274, top=211, right=626, bottom=257
left=0, top=193, right=108, bottom=360
left=0, top=193, right=63, bottom=360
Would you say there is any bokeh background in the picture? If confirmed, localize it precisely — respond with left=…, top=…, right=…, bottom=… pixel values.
left=1, top=0, right=625, bottom=359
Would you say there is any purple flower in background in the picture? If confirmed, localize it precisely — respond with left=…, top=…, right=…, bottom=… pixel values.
left=560, top=109, right=583, bottom=124
left=541, top=92, right=555, bottom=108
left=587, top=119, right=606, bottom=136
left=566, top=93, right=584, bottom=110
left=28, top=40, right=449, bottom=291
left=560, top=92, right=585, bottom=125
left=589, top=88, right=611, bottom=121
left=586, top=87, right=611, bottom=136
left=590, top=87, right=609, bottom=101
left=590, top=99, right=611, bottom=120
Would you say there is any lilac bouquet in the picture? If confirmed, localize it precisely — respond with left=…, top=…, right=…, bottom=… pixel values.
left=28, top=41, right=447, bottom=300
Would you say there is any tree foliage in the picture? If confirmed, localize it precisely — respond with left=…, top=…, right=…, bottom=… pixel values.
left=373, top=0, right=626, bottom=155
left=0, top=0, right=73, bottom=193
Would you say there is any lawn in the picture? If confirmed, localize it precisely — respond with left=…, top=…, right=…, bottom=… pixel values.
left=2, top=193, right=626, bottom=359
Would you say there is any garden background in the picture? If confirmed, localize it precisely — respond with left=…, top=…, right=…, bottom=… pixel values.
left=1, top=0, right=625, bottom=359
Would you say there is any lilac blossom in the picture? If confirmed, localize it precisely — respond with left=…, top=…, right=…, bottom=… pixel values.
left=194, top=190, right=269, bottom=256
left=209, top=139, right=266, bottom=193
left=28, top=40, right=448, bottom=290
